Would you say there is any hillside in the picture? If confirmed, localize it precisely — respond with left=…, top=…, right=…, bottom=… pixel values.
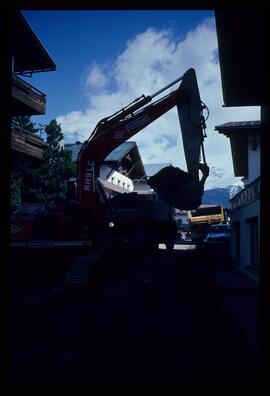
left=202, top=185, right=243, bottom=208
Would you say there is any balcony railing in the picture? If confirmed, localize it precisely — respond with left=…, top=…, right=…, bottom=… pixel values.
left=12, top=73, right=46, bottom=115
left=229, top=176, right=260, bottom=211
left=11, top=125, right=47, bottom=160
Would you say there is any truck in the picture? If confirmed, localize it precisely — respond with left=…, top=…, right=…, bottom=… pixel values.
left=187, top=205, right=227, bottom=244
left=11, top=68, right=210, bottom=284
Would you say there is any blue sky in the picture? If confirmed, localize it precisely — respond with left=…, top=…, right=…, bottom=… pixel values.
left=23, top=10, right=213, bottom=124
left=22, top=10, right=260, bottom=188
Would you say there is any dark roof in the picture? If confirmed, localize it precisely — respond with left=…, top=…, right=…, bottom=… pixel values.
left=105, top=141, right=136, bottom=162
left=65, top=141, right=146, bottom=179
left=12, top=11, right=56, bottom=74
left=215, top=121, right=261, bottom=177
left=215, top=121, right=261, bottom=137
left=104, top=141, right=146, bottom=179
left=214, top=10, right=263, bottom=106
left=65, top=141, right=136, bottom=163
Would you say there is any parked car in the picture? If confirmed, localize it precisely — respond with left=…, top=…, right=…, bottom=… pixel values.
left=204, top=223, right=230, bottom=246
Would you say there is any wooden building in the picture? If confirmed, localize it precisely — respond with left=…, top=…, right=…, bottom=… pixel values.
left=11, top=10, right=56, bottom=161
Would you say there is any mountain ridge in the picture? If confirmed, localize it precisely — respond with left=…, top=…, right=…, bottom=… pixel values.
left=202, top=184, right=243, bottom=208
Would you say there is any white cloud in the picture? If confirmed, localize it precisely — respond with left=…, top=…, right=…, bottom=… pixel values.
left=85, top=64, right=107, bottom=88
left=57, top=17, right=260, bottom=188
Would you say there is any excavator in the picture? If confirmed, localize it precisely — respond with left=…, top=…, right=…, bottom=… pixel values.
left=74, top=67, right=209, bottom=241
left=11, top=68, right=209, bottom=285
left=78, top=68, right=208, bottom=218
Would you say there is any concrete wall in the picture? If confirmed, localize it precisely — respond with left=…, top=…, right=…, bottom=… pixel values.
left=230, top=199, right=260, bottom=272
left=247, top=132, right=260, bottom=183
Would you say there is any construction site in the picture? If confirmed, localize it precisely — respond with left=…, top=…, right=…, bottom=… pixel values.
left=7, top=9, right=266, bottom=385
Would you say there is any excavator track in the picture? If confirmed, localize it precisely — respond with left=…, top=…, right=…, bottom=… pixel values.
left=64, top=237, right=125, bottom=287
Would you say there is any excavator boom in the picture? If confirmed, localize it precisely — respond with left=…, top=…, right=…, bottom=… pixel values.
left=77, top=68, right=207, bottom=221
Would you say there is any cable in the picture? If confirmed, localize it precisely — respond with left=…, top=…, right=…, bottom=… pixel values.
left=186, top=99, right=209, bottom=145
left=201, top=100, right=210, bottom=121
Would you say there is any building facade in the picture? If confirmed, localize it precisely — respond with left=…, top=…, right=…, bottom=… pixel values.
left=11, top=11, right=56, bottom=161
left=64, top=141, right=146, bottom=197
left=11, top=11, right=56, bottom=208
left=216, top=121, right=260, bottom=282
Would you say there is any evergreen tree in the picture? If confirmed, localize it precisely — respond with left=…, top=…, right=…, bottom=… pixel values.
left=11, top=170, right=22, bottom=207
left=11, top=119, right=76, bottom=204
left=12, top=116, right=39, bottom=134
left=45, top=119, right=64, bottom=147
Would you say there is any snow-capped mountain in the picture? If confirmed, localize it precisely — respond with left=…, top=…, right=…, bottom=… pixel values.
left=205, top=166, right=243, bottom=189
left=202, top=184, right=244, bottom=207
left=200, top=165, right=244, bottom=207
left=227, top=183, right=244, bottom=199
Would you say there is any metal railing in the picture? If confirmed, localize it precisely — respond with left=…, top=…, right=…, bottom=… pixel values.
left=229, top=176, right=260, bottom=211
left=12, top=73, right=46, bottom=114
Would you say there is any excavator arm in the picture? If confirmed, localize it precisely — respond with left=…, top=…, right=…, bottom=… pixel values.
left=77, top=68, right=208, bottom=223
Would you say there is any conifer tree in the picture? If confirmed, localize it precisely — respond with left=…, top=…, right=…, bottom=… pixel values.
left=11, top=119, right=76, bottom=205
left=12, top=116, right=39, bottom=134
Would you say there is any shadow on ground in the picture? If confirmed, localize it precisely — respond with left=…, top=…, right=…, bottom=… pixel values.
left=9, top=244, right=258, bottom=384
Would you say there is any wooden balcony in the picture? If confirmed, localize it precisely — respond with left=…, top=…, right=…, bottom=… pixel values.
left=12, top=73, right=46, bottom=116
left=229, top=177, right=260, bottom=211
left=11, top=126, right=47, bottom=160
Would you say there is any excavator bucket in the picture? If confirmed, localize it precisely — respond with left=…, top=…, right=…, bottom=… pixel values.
left=177, top=68, right=205, bottom=182
left=147, top=165, right=203, bottom=210
left=147, top=69, right=208, bottom=210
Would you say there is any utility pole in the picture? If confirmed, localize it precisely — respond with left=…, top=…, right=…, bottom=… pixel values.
left=74, top=132, right=84, bottom=143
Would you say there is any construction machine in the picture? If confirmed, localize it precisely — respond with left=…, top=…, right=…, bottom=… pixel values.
left=11, top=68, right=209, bottom=284
left=74, top=67, right=208, bottom=232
